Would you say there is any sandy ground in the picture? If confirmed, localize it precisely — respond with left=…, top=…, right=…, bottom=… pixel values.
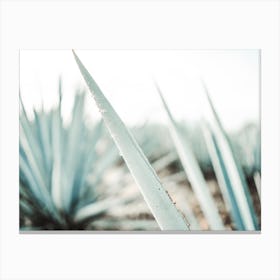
left=91, top=165, right=261, bottom=231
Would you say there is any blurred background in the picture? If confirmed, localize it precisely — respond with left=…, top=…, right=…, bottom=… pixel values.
left=19, top=50, right=260, bottom=231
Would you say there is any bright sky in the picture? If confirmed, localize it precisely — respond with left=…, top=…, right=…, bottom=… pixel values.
left=20, top=50, right=260, bottom=131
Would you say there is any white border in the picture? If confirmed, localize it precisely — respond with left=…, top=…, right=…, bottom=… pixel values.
left=0, top=1, right=279, bottom=279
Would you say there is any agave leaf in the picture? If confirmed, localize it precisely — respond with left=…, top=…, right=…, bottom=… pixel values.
left=19, top=107, right=46, bottom=183
left=91, top=143, right=119, bottom=185
left=19, top=152, right=45, bottom=207
left=202, top=81, right=258, bottom=230
left=152, top=152, right=177, bottom=172
left=49, top=78, right=64, bottom=205
left=20, top=199, right=34, bottom=217
left=63, top=93, right=86, bottom=211
left=51, top=107, right=63, bottom=210
left=75, top=192, right=137, bottom=222
left=76, top=121, right=104, bottom=198
left=33, top=110, right=52, bottom=182
left=72, top=50, right=189, bottom=230
left=155, top=82, right=224, bottom=230
left=253, top=172, right=261, bottom=199
left=202, top=121, right=245, bottom=230
left=19, top=136, right=61, bottom=224
left=162, top=171, right=186, bottom=184
left=20, top=121, right=60, bottom=219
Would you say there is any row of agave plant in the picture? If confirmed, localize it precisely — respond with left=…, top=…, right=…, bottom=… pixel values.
left=19, top=51, right=261, bottom=231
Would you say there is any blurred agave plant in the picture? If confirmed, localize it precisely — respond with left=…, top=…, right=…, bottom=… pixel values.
left=19, top=80, right=126, bottom=230
left=200, top=83, right=260, bottom=230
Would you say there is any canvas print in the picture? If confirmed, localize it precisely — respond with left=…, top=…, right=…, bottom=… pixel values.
left=19, top=50, right=261, bottom=231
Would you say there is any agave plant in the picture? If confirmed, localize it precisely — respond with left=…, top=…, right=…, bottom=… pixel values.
left=19, top=80, right=127, bottom=230
left=201, top=82, right=260, bottom=230
left=20, top=50, right=260, bottom=231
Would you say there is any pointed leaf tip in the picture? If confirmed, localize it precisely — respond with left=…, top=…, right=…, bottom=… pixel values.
left=73, top=53, right=189, bottom=230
